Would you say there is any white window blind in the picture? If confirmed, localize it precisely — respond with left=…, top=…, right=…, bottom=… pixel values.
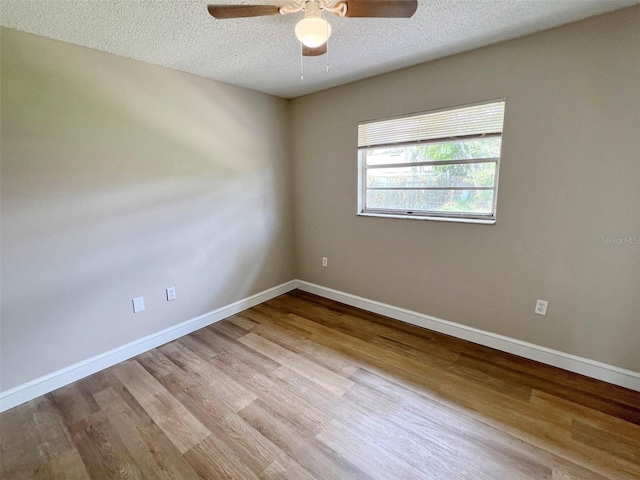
left=358, top=99, right=506, bottom=149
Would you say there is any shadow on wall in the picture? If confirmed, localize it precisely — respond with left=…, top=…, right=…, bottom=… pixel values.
left=0, top=29, right=292, bottom=391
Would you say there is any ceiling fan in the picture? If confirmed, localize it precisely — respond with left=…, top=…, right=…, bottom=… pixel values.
left=207, top=0, right=418, bottom=57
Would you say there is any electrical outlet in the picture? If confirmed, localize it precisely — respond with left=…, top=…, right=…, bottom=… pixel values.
left=132, top=296, right=145, bottom=313
left=166, top=287, right=176, bottom=301
left=535, top=299, right=548, bottom=316
left=322, top=257, right=328, bottom=267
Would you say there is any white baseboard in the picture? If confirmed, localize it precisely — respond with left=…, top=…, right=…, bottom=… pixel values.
left=3, top=278, right=638, bottom=412
left=0, top=280, right=297, bottom=412
left=295, top=280, right=640, bottom=392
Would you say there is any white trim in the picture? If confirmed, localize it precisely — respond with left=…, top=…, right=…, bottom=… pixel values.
left=295, top=280, right=640, bottom=392
left=0, top=280, right=297, bottom=412
left=3, top=278, right=638, bottom=412
left=357, top=212, right=496, bottom=224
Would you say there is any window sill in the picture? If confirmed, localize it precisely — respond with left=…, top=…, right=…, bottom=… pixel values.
left=357, top=212, right=496, bottom=225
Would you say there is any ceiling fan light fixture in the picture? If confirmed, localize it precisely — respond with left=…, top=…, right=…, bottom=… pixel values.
left=295, top=16, right=331, bottom=48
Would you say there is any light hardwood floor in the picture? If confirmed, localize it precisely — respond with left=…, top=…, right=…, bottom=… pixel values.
left=1, top=290, right=639, bottom=479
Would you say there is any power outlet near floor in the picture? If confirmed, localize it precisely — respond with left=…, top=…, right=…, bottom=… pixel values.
left=322, top=257, right=328, bottom=267
left=535, top=299, right=548, bottom=316
left=166, top=287, right=176, bottom=301
left=132, top=296, right=145, bottom=313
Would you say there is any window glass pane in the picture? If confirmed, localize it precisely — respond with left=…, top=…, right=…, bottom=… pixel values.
left=365, top=138, right=501, bottom=165
left=367, top=162, right=496, bottom=188
left=366, top=189, right=494, bottom=214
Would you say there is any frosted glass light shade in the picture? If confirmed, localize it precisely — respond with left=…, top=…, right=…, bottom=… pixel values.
left=295, top=17, right=331, bottom=48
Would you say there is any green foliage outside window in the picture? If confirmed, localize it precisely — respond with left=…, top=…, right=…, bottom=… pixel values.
left=365, top=138, right=501, bottom=214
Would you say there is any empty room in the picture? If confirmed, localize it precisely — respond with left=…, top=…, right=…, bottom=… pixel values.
left=1, top=0, right=639, bottom=478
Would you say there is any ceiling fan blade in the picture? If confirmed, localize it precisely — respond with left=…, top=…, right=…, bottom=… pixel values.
left=207, top=4, right=281, bottom=19
left=302, top=43, right=328, bottom=57
left=344, top=0, right=417, bottom=18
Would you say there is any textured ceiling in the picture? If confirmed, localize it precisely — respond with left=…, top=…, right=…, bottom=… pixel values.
left=1, top=0, right=637, bottom=98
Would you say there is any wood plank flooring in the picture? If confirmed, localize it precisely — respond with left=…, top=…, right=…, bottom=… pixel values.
left=2, top=290, right=639, bottom=479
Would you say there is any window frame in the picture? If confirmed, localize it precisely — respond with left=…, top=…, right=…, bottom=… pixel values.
left=357, top=99, right=505, bottom=224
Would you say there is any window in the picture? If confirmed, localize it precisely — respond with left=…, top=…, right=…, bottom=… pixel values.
left=357, top=99, right=505, bottom=223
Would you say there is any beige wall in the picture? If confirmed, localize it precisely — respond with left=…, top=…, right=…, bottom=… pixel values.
left=2, top=6, right=639, bottom=394
left=0, top=28, right=294, bottom=391
left=290, top=7, right=640, bottom=372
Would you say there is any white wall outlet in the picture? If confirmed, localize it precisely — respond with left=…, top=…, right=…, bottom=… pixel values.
left=535, top=299, right=548, bottom=316
left=322, top=257, right=328, bottom=267
left=132, top=296, right=145, bottom=313
left=166, top=287, right=176, bottom=301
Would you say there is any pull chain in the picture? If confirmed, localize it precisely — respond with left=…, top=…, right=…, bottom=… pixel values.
left=300, top=42, right=304, bottom=81
left=326, top=19, right=330, bottom=72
